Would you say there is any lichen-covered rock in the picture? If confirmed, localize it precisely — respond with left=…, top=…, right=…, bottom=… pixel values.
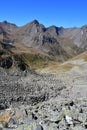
left=77, top=113, right=86, bottom=123
left=5, top=118, right=18, bottom=128
left=13, top=123, right=43, bottom=130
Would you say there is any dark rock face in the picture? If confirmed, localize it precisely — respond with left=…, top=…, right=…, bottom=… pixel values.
left=18, top=63, right=26, bottom=71
left=0, top=42, right=29, bottom=72
left=0, top=99, right=9, bottom=110
left=0, top=103, right=8, bottom=110
left=0, top=57, right=13, bottom=69
left=0, top=50, right=4, bottom=55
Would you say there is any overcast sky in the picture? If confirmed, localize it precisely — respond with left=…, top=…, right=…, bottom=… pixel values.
left=0, top=0, right=87, bottom=27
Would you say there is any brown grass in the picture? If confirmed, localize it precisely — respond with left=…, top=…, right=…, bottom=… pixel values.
left=37, top=62, right=74, bottom=73
left=71, top=51, right=87, bottom=60
left=0, top=114, right=10, bottom=123
left=12, top=42, right=49, bottom=57
left=60, top=63, right=74, bottom=71
left=84, top=55, right=87, bottom=61
left=0, top=113, right=22, bottom=123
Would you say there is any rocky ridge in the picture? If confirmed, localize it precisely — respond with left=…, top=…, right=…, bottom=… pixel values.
left=0, top=20, right=86, bottom=62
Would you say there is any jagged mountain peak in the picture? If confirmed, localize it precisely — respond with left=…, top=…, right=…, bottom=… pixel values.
left=0, top=20, right=17, bottom=28
left=81, top=24, right=87, bottom=28
left=30, top=19, right=39, bottom=25
left=18, top=20, right=46, bottom=36
left=46, top=25, right=64, bottom=36
left=0, top=20, right=18, bottom=44
left=3, top=20, right=8, bottom=24
left=81, top=25, right=87, bottom=32
left=28, top=19, right=45, bottom=29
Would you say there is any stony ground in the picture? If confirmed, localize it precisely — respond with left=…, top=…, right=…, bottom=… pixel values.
left=1, top=99, right=87, bottom=130
left=0, top=59, right=87, bottom=130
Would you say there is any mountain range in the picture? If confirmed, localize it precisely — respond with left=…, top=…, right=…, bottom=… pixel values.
left=0, top=20, right=87, bottom=71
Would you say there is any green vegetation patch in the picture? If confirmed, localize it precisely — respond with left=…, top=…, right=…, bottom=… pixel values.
left=84, top=55, right=87, bottom=62
left=21, top=53, right=50, bottom=70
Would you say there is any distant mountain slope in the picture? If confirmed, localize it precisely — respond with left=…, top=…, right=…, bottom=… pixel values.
left=0, top=20, right=86, bottom=63
left=0, top=21, right=18, bottom=44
